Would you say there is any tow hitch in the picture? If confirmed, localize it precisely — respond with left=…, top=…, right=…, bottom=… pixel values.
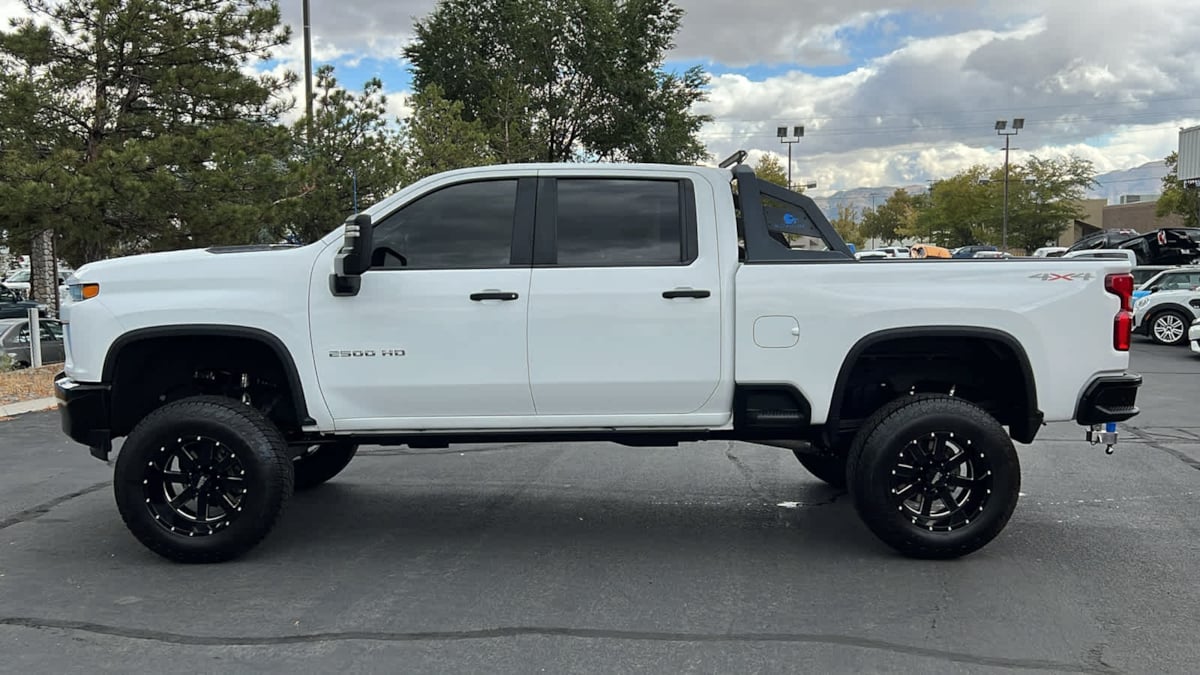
left=1086, top=422, right=1120, bottom=455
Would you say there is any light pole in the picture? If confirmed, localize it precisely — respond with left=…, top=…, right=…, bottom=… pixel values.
left=776, top=125, right=804, bottom=189
left=995, top=118, right=1024, bottom=250
left=303, top=0, right=314, bottom=143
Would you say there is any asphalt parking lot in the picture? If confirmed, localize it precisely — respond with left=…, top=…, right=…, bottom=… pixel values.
left=1, top=340, right=1198, bottom=674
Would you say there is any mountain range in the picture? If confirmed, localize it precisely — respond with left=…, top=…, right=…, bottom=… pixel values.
left=810, top=161, right=1171, bottom=221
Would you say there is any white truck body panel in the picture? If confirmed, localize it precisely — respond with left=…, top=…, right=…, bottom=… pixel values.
left=61, top=162, right=1134, bottom=437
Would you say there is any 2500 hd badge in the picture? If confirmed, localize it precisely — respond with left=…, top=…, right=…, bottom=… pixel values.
left=329, top=349, right=406, bottom=357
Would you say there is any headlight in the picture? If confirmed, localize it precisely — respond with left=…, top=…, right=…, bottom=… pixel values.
left=67, top=283, right=100, bottom=301
left=1134, top=296, right=1150, bottom=310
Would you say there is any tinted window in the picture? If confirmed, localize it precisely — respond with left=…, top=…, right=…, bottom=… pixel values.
left=41, top=321, right=62, bottom=341
left=555, top=179, right=684, bottom=265
left=372, top=180, right=518, bottom=269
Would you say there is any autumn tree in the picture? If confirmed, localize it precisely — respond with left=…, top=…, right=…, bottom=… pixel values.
left=403, top=0, right=711, bottom=164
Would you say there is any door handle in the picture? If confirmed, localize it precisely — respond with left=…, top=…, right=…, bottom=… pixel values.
left=662, top=288, right=711, bottom=299
left=470, top=290, right=519, bottom=301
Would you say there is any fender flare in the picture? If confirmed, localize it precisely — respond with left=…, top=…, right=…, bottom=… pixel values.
left=102, top=324, right=313, bottom=425
left=825, top=326, right=1041, bottom=445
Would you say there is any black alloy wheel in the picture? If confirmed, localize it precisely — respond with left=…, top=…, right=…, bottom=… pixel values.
left=847, top=394, right=1020, bottom=559
left=114, top=396, right=294, bottom=563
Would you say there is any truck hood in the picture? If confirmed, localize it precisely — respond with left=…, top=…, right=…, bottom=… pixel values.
left=71, top=243, right=325, bottom=286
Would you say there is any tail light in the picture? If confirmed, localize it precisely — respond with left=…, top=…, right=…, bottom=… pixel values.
left=1105, top=272, right=1134, bottom=351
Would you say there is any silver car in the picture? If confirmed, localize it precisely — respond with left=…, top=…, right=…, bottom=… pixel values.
left=0, top=317, right=65, bottom=368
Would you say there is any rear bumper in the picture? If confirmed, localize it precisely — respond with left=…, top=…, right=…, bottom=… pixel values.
left=1074, top=373, right=1141, bottom=426
left=54, top=372, right=113, bottom=460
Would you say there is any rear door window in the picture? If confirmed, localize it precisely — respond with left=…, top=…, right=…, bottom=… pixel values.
left=552, top=179, right=689, bottom=266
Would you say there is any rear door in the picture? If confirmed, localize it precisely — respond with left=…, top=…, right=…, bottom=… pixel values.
left=525, top=175, right=722, bottom=416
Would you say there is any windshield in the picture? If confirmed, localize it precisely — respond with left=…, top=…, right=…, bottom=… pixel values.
left=6, top=269, right=29, bottom=283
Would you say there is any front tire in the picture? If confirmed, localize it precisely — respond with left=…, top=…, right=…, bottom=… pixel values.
left=1149, top=310, right=1189, bottom=345
left=847, top=395, right=1020, bottom=559
left=292, top=442, right=359, bottom=490
left=113, top=396, right=294, bottom=563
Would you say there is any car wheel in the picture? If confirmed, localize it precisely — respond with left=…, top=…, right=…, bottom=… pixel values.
left=1149, top=310, right=1189, bottom=345
left=847, top=394, right=1020, bottom=559
left=291, top=442, right=359, bottom=490
left=793, top=450, right=848, bottom=489
left=113, top=395, right=294, bottom=563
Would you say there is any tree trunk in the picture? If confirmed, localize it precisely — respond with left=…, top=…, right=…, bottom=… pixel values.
left=30, top=229, right=58, bottom=318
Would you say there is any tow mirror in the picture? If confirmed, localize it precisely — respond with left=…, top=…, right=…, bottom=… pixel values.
left=331, top=213, right=373, bottom=297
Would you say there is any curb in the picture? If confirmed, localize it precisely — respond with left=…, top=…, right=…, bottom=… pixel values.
left=0, top=397, right=58, bottom=418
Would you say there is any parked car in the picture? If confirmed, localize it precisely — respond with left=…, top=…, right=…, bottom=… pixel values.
left=0, top=317, right=65, bottom=367
left=57, top=160, right=1140, bottom=564
left=1, top=268, right=71, bottom=296
left=972, top=250, right=1014, bottom=259
left=1132, top=289, right=1200, bottom=345
left=1189, top=318, right=1200, bottom=355
left=0, top=287, right=45, bottom=319
left=867, top=246, right=909, bottom=258
left=952, top=245, right=997, bottom=258
left=1131, top=265, right=1178, bottom=287
left=1135, top=266, right=1200, bottom=299
left=1031, top=246, right=1068, bottom=257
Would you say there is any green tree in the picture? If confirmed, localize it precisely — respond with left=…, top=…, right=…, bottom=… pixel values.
left=0, top=0, right=295, bottom=269
left=752, top=154, right=788, bottom=187
left=861, top=189, right=918, bottom=245
left=279, top=65, right=405, bottom=243
left=1156, top=151, right=1200, bottom=227
left=829, top=204, right=863, bottom=247
left=1001, top=155, right=1095, bottom=253
left=907, top=167, right=993, bottom=247
left=399, top=84, right=496, bottom=184
left=403, top=0, right=711, bottom=164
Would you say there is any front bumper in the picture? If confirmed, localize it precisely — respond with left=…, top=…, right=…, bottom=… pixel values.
left=54, top=372, right=113, bottom=460
left=1074, top=373, right=1141, bottom=426
left=1189, top=321, right=1200, bottom=354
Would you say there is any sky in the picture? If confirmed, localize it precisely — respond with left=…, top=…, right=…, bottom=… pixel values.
left=5, top=0, right=1200, bottom=196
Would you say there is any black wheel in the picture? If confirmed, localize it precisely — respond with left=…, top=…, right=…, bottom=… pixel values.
left=846, top=394, right=1020, bottom=559
left=291, top=442, right=359, bottom=490
left=793, top=450, right=848, bottom=489
left=113, top=396, right=294, bottom=563
left=1149, top=310, right=1189, bottom=345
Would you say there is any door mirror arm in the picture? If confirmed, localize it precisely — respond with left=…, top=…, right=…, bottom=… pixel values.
left=330, top=213, right=373, bottom=297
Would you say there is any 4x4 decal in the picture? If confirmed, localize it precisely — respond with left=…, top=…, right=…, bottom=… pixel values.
left=1028, top=272, right=1095, bottom=281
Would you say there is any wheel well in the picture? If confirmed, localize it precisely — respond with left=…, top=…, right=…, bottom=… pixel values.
left=106, top=332, right=307, bottom=438
left=827, top=331, right=1039, bottom=446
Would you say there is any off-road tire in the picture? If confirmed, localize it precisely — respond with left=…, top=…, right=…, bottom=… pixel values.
left=846, top=394, right=1020, bottom=559
left=113, top=396, right=294, bottom=563
left=793, top=451, right=848, bottom=489
left=292, top=442, right=359, bottom=490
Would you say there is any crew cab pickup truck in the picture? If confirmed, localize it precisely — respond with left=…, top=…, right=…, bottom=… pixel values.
left=54, top=161, right=1142, bottom=563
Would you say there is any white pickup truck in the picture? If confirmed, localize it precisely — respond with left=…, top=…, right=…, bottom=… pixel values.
left=54, top=161, right=1142, bottom=563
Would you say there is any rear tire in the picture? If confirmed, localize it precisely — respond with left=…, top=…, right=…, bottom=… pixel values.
left=846, top=394, right=1020, bottom=559
left=292, top=442, right=359, bottom=490
left=793, top=451, right=848, bottom=489
left=1149, top=310, right=1189, bottom=345
left=113, top=396, right=294, bottom=563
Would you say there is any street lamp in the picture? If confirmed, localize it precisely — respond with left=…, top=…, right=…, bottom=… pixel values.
left=777, top=125, right=804, bottom=189
left=995, top=117, right=1024, bottom=250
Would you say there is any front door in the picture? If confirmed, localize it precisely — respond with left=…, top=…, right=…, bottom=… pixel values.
left=310, top=177, right=536, bottom=428
left=526, top=176, right=723, bottom=417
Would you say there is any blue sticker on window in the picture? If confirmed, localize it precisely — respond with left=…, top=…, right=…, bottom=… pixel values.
left=783, top=213, right=797, bottom=225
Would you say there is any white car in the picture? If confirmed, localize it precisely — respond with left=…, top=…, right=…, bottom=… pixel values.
left=1132, top=289, right=1200, bottom=345
left=55, top=161, right=1142, bottom=564
left=1189, top=318, right=1200, bottom=355
left=867, top=246, right=910, bottom=258
left=1032, top=246, right=1068, bottom=257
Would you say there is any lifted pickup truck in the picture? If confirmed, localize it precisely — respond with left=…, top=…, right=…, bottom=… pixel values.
left=55, top=161, right=1141, bottom=563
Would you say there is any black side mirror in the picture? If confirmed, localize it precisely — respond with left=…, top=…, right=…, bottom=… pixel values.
left=331, top=213, right=373, bottom=296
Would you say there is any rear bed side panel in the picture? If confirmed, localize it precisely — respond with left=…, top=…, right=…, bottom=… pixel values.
left=733, top=259, right=1133, bottom=424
